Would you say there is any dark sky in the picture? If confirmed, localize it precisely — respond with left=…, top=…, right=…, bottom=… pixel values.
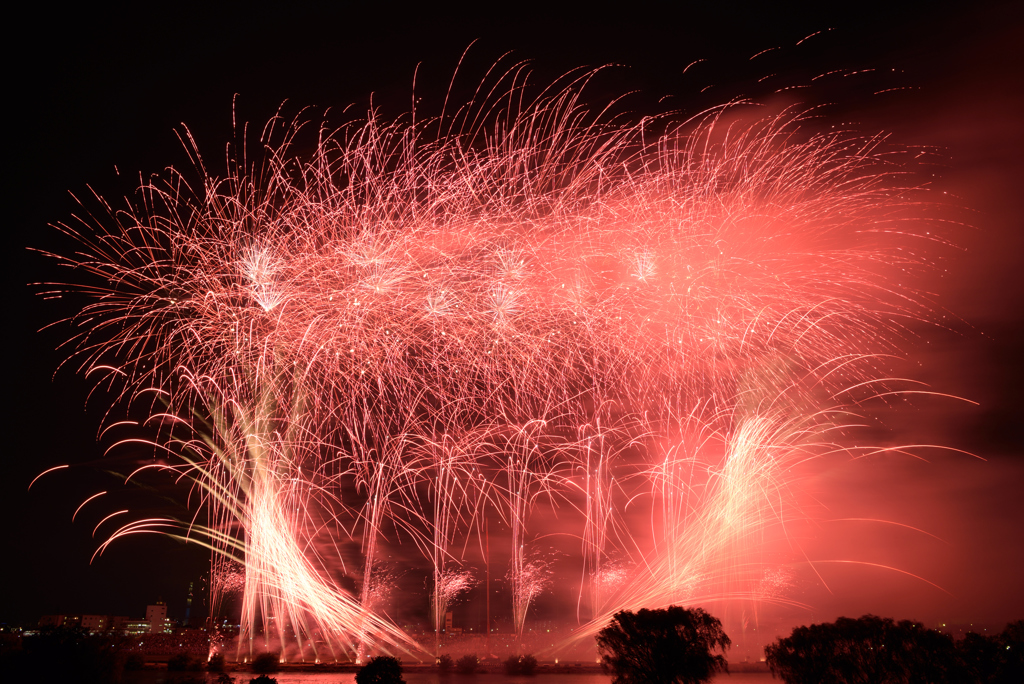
left=3, top=0, right=1022, bottom=642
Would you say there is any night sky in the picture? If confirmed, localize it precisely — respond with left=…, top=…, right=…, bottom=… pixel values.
left=3, top=0, right=1022, bottom=645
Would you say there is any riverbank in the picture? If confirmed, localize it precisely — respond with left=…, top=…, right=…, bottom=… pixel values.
left=121, top=671, right=775, bottom=683
left=120, top=659, right=770, bottom=683
left=135, top=660, right=768, bottom=675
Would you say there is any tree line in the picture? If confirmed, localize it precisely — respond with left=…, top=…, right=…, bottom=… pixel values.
left=593, top=607, right=1022, bottom=684
left=764, top=614, right=1023, bottom=684
left=2, top=609, right=1021, bottom=683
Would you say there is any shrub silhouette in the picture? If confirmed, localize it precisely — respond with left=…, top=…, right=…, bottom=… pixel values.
left=250, top=651, right=280, bottom=674
left=437, top=653, right=454, bottom=673
left=123, top=653, right=145, bottom=671
left=248, top=676, right=278, bottom=684
left=0, top=626, right=125, bottom=684
left=168, top=653, right=204, bottom=671
left=356, top=655, right=405, bottom=684
left=455, top=654, right=479, bottom=674
left=208, top=652, right=226, bottom=672
left=504, top=654, right=538, bottom=675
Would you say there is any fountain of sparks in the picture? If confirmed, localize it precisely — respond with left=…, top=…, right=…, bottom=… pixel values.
left=42, top=66, right=950, bottom=661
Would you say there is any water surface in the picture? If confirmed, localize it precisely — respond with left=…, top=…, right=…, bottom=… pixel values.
left=126, top=672, right=774, bottom=683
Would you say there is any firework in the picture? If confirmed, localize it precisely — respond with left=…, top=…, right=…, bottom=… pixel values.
left=40, top=64, right=946, bottom=660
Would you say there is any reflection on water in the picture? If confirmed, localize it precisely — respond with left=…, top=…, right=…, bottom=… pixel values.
left=126, top=672, right=774, bottom=684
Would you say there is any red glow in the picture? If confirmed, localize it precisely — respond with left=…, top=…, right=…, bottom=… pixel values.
left=43, top=72, right=963, bottom=661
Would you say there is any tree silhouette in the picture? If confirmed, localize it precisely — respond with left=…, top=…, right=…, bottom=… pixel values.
left=959, top=631, right=1003, bottom=683
left=596, top=606, right=730, bottom=684
left=765, top=615, right=964, bottom=684
left=957, top=620, right=1024, bottom=684
left=997, top=620, right=1024, bottom=683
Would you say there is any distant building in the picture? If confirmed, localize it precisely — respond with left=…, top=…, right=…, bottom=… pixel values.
left=38, top=614, right=131, bottom=634
left=125, top=620, right=150, bottom=636
left=146, top=602, right=169, bottom=634
left=80, top=615, right=107, bottom=633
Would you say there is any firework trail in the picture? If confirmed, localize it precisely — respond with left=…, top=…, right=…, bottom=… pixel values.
left=40, top=64, right=946, bottom=659
left=416, top=435, right=481, bottom=653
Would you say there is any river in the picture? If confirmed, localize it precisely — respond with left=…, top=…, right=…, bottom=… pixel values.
left=123, top=672, right=774, bottom=683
